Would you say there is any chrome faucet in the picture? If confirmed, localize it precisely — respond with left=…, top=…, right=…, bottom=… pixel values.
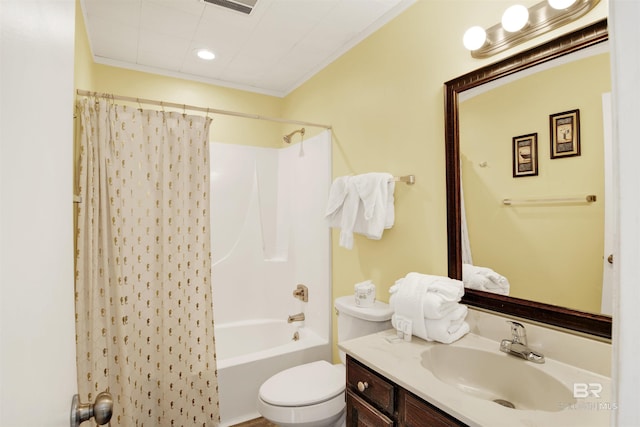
left=499, top=321, right=545, bottom=364
left=287, top=312, right=305, bottom=323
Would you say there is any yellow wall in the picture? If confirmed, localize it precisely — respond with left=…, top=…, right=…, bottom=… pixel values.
left=281, top=1, right=607, bottom=360
left=74, top=0, right=608, bottom=362
left=460, top=53, right=610, bottom=313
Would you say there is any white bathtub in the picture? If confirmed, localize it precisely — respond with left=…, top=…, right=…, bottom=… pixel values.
left=215, top=319, right=330, bottom=426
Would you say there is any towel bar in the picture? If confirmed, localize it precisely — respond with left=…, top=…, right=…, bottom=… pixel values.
left=502, top=194, right=596, bottom=205
left=394, top=175, right=415, bottom=185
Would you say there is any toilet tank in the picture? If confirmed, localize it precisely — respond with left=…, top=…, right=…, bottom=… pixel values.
left=334, top=296, right=393, bottom=364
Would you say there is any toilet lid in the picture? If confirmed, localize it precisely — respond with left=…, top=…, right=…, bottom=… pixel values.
left=259, top=360, right=345, bottom=407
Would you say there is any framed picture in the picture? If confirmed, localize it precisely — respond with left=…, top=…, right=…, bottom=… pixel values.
left=512, top=133, right=538, bottom=178
left=550, top=109, right=580, bottom=158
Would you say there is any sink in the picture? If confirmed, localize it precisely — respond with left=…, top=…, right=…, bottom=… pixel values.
left=421, top=346, right=576, bottom=412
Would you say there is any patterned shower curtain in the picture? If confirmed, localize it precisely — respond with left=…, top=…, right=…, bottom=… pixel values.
left=75, top=98, right=219, bottom=426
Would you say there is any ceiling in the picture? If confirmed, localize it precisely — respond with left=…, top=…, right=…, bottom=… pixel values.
left=80, top=0, right=415, bottom=97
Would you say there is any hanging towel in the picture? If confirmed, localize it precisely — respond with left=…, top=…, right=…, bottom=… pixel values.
left=325, top=176, right=359, bottom=249
left=325, top=176, right=349, bottom=228
left=463, top=263, right=510, bottom=295
left=351, top=173, right=395, bottom=239
left=325, top=173, right=395, bottom=249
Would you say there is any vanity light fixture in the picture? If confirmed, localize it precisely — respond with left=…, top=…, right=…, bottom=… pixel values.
left=463, top=0, right=600, bottom=58
left=548, top=0, right=578, bottom=9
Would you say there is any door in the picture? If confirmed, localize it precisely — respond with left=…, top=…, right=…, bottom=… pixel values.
left=1, top=1, right=78, bottom=425
left=601, top=92, right=614, bottom=315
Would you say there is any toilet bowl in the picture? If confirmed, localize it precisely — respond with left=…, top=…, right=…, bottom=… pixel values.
left=257, top=360, right=346, bottom=427
left=257, top=296, right=393, bottom=426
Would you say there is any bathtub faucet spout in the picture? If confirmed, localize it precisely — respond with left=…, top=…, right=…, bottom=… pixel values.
left=287, top=312, right=305, bottom=323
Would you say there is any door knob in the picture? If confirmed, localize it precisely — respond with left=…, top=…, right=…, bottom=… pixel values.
left=608, top=254, right=613, bottom=264
left=70, top=391, right=113, bottom=427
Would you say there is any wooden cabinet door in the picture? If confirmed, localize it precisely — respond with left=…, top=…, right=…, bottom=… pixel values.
left=346, top=389, right=394, bottom=427
left=398, top=390, right=468, bottom=427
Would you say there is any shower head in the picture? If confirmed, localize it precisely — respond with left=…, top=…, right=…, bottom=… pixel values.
left=283, top=128, right=305, bottom=144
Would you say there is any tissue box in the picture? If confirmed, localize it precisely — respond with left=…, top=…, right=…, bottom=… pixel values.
left=354, top=280, right=376, bottom=308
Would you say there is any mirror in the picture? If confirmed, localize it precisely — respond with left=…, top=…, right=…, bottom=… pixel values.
left=445, top=19, right=611, bottom=339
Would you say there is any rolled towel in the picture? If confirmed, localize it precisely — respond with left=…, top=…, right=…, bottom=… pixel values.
left=463, top=264, right=510, bottom=295
left=424, top=304, right=470, bottom=344
left=426, top=304, right=468, bottom=341
left=426, top=320, right=470, bottom=344
left=389, top=273, right=464, bottom=319
left=397, top=304, right=469, bottom=344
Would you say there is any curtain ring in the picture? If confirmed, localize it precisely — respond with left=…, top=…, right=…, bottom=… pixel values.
left=137, top=98, right=143, bottom=112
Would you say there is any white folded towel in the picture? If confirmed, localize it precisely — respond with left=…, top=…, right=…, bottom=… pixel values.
left=389, top=273, right=464, bottom=319
left=392, top=303, right=469, bottom=344
left=463, top=263, right=510, bottom=295
left=325, top=173, right=395, bottom=249
left=424, top=304, right=469, bottom=344
left=388, top=277, right=429, bottom=339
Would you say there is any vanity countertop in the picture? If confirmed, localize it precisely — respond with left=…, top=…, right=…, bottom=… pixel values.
left=339, top=329, right=613, bottom=427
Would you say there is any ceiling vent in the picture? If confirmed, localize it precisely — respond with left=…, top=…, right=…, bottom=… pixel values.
left=203, top=0, right=257, bottom=15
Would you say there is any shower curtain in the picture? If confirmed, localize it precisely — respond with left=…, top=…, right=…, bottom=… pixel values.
left=75, top=98, right=219, bottom=426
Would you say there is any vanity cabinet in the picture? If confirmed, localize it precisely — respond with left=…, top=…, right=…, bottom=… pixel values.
left=346, top=355, right=468, bottom=427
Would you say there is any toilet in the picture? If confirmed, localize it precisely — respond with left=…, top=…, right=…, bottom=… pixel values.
left=257, top=296, right=393, bottom=427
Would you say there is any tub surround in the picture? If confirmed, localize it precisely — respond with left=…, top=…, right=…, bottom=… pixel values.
left=339, top=308, right=612, bottom=427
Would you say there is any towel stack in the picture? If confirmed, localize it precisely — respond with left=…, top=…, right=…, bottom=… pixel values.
left=389, top=272, right=469, bottom=344
left=462, top=263, right=510, bottom=295
left=325, top=173, right=395, bottom=249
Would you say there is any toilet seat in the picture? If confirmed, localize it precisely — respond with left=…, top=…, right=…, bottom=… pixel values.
left=259, top=360, right=345, bottom=407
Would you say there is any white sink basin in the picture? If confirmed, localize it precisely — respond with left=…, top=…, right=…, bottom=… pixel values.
left=421, top=346, right=576, bottom=412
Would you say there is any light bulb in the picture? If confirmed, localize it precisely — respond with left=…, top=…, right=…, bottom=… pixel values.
left=548, top=0, right=577, bottom=9
left=196, top=49, right=215, bottom=61
left=463, top=26, right=487, bottom=51
left=501, top=4, right=529, bottom=32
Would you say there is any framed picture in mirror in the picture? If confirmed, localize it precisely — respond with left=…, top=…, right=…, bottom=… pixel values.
left=512, top=133, right=538, bottom=177
left=550, top=109, right=581, bottom=158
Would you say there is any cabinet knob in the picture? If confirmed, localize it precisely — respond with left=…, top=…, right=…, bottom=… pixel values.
left=357, top=381, right=369, bottom=392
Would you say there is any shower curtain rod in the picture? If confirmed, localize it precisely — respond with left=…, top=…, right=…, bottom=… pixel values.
left=76, top=89, right=332, bottom=129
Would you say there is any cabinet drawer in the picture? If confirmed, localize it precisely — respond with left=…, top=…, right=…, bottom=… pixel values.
left=398, top=389, right=469, bottom=427
left=346, top=389, right=394, bottom=427
left=347, top=356, right=396, bottom=417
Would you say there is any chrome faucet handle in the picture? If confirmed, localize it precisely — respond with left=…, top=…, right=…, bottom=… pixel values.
left=507, top=321, right=527, bottom=345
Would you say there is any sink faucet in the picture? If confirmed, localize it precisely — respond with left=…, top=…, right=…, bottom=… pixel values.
left=288, top=312, right=305, bottom=323
left=500, top=321, right=545, bottom=364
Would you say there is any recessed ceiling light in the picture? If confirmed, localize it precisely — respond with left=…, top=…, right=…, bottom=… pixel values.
left=196, top=49, right=216, bottom=61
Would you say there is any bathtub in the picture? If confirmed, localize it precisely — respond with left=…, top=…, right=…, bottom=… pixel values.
left=215, top=319, right=331, bottom=426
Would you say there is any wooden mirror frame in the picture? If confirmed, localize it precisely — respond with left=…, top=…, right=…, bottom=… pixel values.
left=444, top=19, right=611, bottom=340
